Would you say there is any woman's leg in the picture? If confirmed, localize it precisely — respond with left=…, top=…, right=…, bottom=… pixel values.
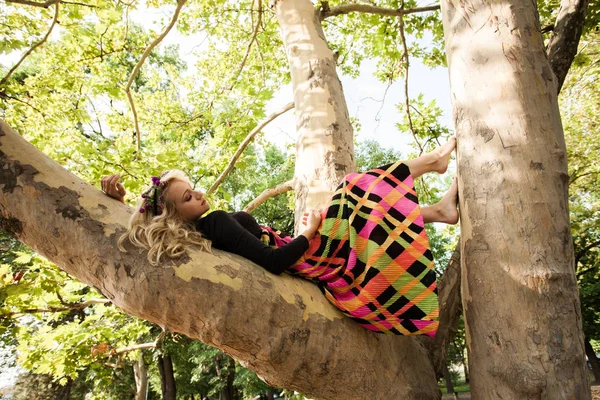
left=422, top=177, right=459, bottom=224
left=404, top=136, right=456, bottom=180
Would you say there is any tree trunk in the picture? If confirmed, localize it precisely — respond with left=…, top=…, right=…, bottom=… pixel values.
left=439, top=1, right=590, bottom=398
left=461, top=347, right=468, bottom=384
left=0, top=121, right=440, bottom=400
left=219, top=357, right=236, bottom=400
left=274, top=0, right=355, bottom=234
left=158, top=355, right=176, bottom=400
left=266, top=388, right=274, bottom=400
left=441, top=362, right=455, bottom=394
left=585, top=336, right=600, bottom=383
left=133, top=351, right=148, bottom=400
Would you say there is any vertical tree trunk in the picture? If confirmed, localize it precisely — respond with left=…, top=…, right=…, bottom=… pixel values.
left=440, top=1, right=590, bottom=398
left=266, top=388, right=274, bottom=400
left=441, top=363, right=455, bottom=394
left=461, top=348, right=469, bottom=384
left=133, top=351, right=148, bottom=400
left=158, top=355, right=177, bottom=400
left=585, top=336, right=600, bottom=383
left=219, top=357, right=237, bottom=400
left=274, top=0, right=355, bottom=234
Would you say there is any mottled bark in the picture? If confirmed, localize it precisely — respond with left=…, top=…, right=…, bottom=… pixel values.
left=274, top=0, right=355, bottom=235
left=0, top=120, right=440, bottom=400
left=440, top=1, right=590, bottom=398
left=546, top=0, right=591, bottom=93
left=426, top=246, right=462, bottom=379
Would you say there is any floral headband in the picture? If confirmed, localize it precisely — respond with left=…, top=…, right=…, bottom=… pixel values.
left=139, top=175, right=166, bottom=215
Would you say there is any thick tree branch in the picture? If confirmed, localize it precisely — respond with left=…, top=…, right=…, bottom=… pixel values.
left=319, top=2, right=440, bottom=20
left=125, top=0, right=187, bottom=153
left=207, top=101, right=294, bottom=195
left=244, top=179, right=295, bottom=213
left=228, top=0, right=262, bottom=91
left=0, top=0, right=60, bottom=88
left=546, top=0, right=591, bottom=93
left=0, top=119, right=440, bottom=400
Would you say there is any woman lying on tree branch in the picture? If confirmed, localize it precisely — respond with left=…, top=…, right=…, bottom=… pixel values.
left=101, top=136, right=459, bottom=336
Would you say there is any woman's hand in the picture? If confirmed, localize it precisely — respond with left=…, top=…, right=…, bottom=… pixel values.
left=101, top=174, right=127, bottom=204
left=300, top=209, right=322, bottom=240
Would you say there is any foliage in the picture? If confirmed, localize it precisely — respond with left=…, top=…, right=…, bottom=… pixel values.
left=561, top=30, right=600, bottom=343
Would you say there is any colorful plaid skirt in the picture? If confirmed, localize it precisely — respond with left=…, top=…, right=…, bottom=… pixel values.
left=261, top=161, right=439, bottom=336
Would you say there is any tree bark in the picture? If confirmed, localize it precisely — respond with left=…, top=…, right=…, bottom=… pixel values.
left=424, top=246, right=462, bottom=379
left=0, top=121, right=440, bottom=400
left=158, top=355, right=176, bottom=400
left=440, top=1, right=590, bottom=398
left=219, top=357, right=236, bottom=400
left=441, top=362, right=455, bottom=394
left=546, top=0, right=591, bottom=93
left=585, top=336, right=600, bottom=383
left=274, top=0, right=355, bottom=234
left=133, top=351, right=148, bottom=400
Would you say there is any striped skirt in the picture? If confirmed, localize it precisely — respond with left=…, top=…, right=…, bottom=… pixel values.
left=261, top=161, right=439, bottom=336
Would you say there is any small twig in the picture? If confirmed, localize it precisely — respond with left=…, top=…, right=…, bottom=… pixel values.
left=114, top=330, right=167, bottom=354
left=319, top=2, right=440, bottom=20
left=207, top=101, right=294, bottom=195
left=0, top=0, right=60, bottom=87
left=125, top=0, right=188, bottom=153
left=244, top=179, right=295, bottom=213
left=541, top=24, right=554, bottom=34
left=398, top=7, right=423, bottom=154
left=228, top=0, right=262, bottom=91
left=0, top=94, right=46, bottom=117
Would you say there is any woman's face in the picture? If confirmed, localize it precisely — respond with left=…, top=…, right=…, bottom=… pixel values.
left=165, top=180, right=210, bottom=222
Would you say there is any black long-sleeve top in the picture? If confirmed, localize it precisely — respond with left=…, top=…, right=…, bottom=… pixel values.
left=195, top=210, right=308, bottom=275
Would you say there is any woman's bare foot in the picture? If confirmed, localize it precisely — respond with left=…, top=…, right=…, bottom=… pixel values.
left=433, top=136, right=456, bottom=174
left=436, top=177, right=459, bottom=224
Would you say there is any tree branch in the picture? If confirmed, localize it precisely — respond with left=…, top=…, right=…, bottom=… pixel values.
left=243, top=179, right=295, bottom=213
left=397, top=9, right=423, bottom=154
left=1, top=298, right=111, bottom=318
left=319, top=2, right=440, bottom=21
left=206, top=101, right=294, bottom=195
left=125, top=0, right=187, bottom=153
left=0, top=119, right=442, bottom=400
left=114, top=330, right=167, bottom=355
left=575, top=238, right=600, bottom=268
left=228, top=0, right=262, bottom=91
left=546, top=0, right=591, bottom=93
left=5, top=0, right=56, bottom=7
left=0, top=0, right=60, bottom=88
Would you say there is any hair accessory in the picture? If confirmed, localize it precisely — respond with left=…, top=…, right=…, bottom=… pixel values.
left=139, top=175, right=166, bottom=216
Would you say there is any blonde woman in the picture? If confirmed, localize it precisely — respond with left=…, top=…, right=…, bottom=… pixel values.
left=102, top=137, right=458, bottom=336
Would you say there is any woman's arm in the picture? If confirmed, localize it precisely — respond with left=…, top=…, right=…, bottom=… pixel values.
left=197, top=211, right=311, bottom=275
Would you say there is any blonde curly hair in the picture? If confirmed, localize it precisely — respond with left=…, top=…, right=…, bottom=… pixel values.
left=118, top=169, right=212, bottom=265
